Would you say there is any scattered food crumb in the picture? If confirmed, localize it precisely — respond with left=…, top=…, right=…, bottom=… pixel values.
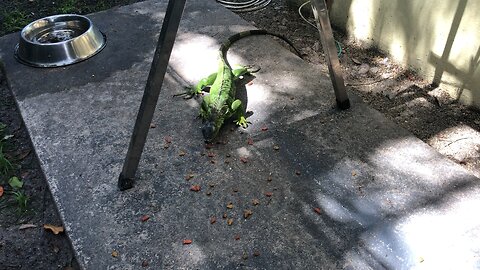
left=190, top=185, right=201, bottom=192
left=243, top=209, right=253, bottom=219
left=183, top=239, right=193, bottom=245
left=227, top=218, right=234, bottom=226
left=140, top=215, right=150, bottom=222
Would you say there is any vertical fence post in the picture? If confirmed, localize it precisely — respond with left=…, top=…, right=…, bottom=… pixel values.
left=310, top=0, right=350, bottom=109
left=118, top=0, right=187, bottom=190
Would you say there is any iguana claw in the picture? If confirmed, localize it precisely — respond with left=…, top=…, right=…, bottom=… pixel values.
left=173, top=87, right=201, bottom=99
left=235, top=116, right=249, bottom=128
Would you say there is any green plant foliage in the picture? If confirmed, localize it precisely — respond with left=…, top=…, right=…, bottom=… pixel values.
left=13, top=191, right=28, bottom=211
left=1, top=10, right=30, bottom=33
left=58, top=0, right=79, bottom=14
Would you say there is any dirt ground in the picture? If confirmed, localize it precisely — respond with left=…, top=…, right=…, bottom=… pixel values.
left=0, top=1, right=479, bottom=269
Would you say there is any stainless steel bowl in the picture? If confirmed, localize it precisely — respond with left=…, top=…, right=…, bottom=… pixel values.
left=14, top=14, right=106, bottom=67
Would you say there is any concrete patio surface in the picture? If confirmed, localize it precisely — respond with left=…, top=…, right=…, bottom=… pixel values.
left=1, top=0, right=480, bottom=269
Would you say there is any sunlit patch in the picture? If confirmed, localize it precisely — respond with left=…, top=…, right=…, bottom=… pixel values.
left=398, top=195, right=480, bottom=269
left=236, top=146, right=251, bottom=158
left=288, top=109, right=319, bottom=124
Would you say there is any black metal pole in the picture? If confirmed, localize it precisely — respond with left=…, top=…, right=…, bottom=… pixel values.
left=118, top=0, right=187, bottom=190
left=310, top=0, right=350, bottom=109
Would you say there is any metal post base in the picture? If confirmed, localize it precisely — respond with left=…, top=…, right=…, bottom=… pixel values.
left=118, top=173, right=135, bottom=191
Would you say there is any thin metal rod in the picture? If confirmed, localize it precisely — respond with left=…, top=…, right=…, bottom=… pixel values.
left=310, top=0, right=350, bottom=109
left=118, top=0, right=187, bottom=190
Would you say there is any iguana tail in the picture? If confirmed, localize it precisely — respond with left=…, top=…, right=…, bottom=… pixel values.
left=219, top=29, right=302, bottom=69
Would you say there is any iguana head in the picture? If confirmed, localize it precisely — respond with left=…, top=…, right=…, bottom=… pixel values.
left=201, top=109, right=227, bottom=142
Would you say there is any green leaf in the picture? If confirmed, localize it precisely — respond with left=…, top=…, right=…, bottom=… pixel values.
left=8, top=176, right=23, bottom=189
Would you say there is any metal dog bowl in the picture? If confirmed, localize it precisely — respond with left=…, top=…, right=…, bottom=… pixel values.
left=14, top=14, right=106, bottom=67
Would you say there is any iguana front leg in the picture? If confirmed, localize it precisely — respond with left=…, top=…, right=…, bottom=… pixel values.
left=231, top=99, right=249, bottom=128
left=174, top=66, right=257, bottom=99
left=174, top=72, right=217, bottom=99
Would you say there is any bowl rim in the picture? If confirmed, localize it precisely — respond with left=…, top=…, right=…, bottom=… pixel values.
left=20, top=14, right=94, bottom=46
left=14, top=14, right=107, bottom=68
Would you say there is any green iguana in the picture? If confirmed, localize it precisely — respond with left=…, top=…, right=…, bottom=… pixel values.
left=175, top=30, right=301, bottom=142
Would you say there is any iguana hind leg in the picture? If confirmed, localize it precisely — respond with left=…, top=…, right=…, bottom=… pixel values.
left=231, top=99, right=249, bottom=128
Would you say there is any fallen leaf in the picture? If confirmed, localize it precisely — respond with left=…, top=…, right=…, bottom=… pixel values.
left=0, top=186, right=3, bottom=197
left=227, top=218, right=234, bottom=226
left=210, top=160, right=216, bottom=164
left=207, top=152, right=215, bottom=157
left=183, top=239, right=192, bottom=245
left=351, top=57, right=362, bottom=65
left=247, top=138, right=254, bottom=145
left=111, top=250, right=119, bottom=257
left=185, top=174, right=194, bottom=181
left=226, top=202, right=234, bottom=209
left=149, top=123, right=156, bottom=128
left=19, top=224, right=37, bottom=230
left=44, top=224, right=64, bottom=235
left=261, top=126, right=268, bottom=131
left=140, top=215, right=150, bottom=222
left=226, top=153, right=231, bottom=158
left=264, top=192, right=273, bottom=197
left=295, top=170, right=301, bottom=176
left=209, top=183, right=215, bottom=188
left=252, top=199, right=260, bottom=206
left=253, top=251, right=261, bottom=257
left=242, top=252, right=248, bottom=260
left=247, top=81, right=254, bottom=86
left=222, top=213, right=227, bottom=219
left=179, top=150, right=186, bottom=156
left=224, top=159, right=230, bottom=164
left=314, top=207, right=322, bottom=214
left=273, top=145, right=280, bottom=151
left=206, top=191, right=212, bottom=196
left=243, top=209, right=253, bottom=219
left=142, top=260, right=149, bottom=267
left=352, top=171, right=357, bottom=176
left=16, top=150, right=31, bottom=160
left=190, top=185, right=201, bottom=192
left=267, top=176, right=273, bottom=182
left=8, top=177, right=23, bottom=189
left=232, top=187, right=238, bottom=193
left=210, top=216, right=217, bottom=224
left=234, top=235, right=240, bottom=240
left=240, top=157, right=248, bottom=163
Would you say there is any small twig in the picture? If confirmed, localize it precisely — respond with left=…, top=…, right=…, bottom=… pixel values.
left=346, top=77, right=388, bottom=86
left=444, top=137, right=471, bottom=148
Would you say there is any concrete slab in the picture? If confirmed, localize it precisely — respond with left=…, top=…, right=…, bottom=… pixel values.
left=1, top=0, right=480, bottom=269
